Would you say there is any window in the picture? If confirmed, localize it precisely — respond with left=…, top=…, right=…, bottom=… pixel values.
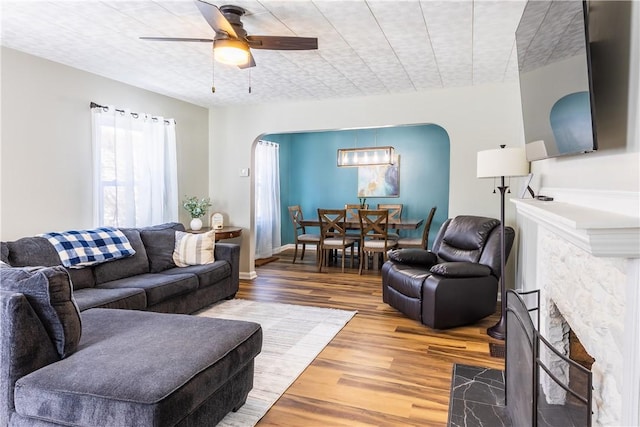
left=91, top=106, right=178, bottom=227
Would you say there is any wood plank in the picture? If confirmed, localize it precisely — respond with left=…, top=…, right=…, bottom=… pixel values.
left=238, top=249, right=505, bottom=426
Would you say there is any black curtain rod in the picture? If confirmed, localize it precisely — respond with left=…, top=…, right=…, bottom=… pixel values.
left=90, top=102, right=173, bottom=124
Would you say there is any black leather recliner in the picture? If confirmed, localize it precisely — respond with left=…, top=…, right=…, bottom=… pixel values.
left=381, top=215, right=515, bottom=330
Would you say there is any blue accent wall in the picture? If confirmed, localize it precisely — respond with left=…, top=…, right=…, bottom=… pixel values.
left=265, top=124, right=450, bottom=248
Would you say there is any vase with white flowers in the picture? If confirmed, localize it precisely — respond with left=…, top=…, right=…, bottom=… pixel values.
left=183, top=196, right=212, bottom=231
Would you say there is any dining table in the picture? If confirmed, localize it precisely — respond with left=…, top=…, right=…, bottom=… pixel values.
left=299, top=218, right=423, bottom=230
left=300, top=216, right=423, bottom=272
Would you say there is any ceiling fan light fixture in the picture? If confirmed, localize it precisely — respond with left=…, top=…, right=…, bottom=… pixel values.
left=214, top=39, right=250, bottom=66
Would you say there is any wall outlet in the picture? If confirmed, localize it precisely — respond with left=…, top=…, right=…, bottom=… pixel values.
left=239, top=168, right=250, bottom=177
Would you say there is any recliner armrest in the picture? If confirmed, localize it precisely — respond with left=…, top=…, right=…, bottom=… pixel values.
left=387, top=249, right=438, bottom=267
left=429, top=261, right=492, bottom=278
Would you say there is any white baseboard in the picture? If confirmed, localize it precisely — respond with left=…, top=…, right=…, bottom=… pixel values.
left=244, top=244, right=319, bottom=279
left=240, top=271, right=257, bottom=280
left=275, top=243, right=317, bottom=253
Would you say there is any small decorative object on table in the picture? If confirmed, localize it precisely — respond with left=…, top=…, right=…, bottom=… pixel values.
left=183, top=196, right=212, bottom=231
left=211, top=213, right=224, bottom=230
left=359, top=197, right=367, bottom=208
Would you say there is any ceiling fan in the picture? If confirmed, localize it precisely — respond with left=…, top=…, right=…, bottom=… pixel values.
left=140, top=1, right=318, bottom=69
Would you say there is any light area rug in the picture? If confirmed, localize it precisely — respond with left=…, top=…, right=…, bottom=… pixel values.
left=196, top=299, right=357, bottom=426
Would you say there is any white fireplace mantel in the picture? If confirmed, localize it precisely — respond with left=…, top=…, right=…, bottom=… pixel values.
left=512, top=190, right=640, bottom=426
left=512, top=198, right=640, bottom=258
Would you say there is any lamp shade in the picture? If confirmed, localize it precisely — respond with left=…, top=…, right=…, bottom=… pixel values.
left=477, top=147, right=529, bottom=178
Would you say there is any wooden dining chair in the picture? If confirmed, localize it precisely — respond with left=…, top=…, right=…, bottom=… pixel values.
left=377, top=203, right=403, bottom=239
left=317, top=208, right=357, bottom=273
left=288, top=205, right=320, bottom=264
left=396, top=206, right=437, bottom=250
left=344, top=203, right=368, bottom=243
left=358, top=209, right=398, bottom=275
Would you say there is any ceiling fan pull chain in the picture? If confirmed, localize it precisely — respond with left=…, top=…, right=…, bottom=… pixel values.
left=248, top=69, right=252, bottom=94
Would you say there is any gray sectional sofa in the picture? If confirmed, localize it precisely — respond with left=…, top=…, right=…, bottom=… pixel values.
left=1, top=222, right=240, bottom=314
left=0, top=222, right=263, bottom=427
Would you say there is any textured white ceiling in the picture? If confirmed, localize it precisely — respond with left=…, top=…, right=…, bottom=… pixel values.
left=0, top=0, right=528, bottom=108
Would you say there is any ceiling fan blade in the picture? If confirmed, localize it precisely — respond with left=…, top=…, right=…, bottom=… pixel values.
left=194, top=0, right=237, bottom=38
left=238, top=52, right=256, bottom=69
left=140, top=37, right=213, bottom=42
left=247, top=35, right=318, bottom=51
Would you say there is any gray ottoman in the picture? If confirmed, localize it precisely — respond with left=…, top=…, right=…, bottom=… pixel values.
left=11, top=308, right=262, bottom=426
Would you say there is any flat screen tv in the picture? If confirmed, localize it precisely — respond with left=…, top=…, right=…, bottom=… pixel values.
left=516, top=0, right=597, bottom=161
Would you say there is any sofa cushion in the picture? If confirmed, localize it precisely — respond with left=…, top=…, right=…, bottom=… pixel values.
left=140, top=222, right=185, bottom=273
left=94, top=228, right=149, bottom=284
left=5, top=237, right=60, bottom=267
left=2, top=237, right=96, bottom=289
left=0, top=266, right=81, bottom=358
left=97, top=273, right=198, bottom=307
left=0, top=242, right=8, bottom=264
left=173, top=230, right=215, bottom=267
left=65, top=267, right=95, bottom=290
left=13, top=308, right=262, bottom=427
left=162, top=261, right=231, bottom=289
left=72, top=287, right=147, bottom=312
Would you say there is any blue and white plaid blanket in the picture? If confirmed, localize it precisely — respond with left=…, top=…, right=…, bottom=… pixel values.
left=41, top=227, right=136, bottom=268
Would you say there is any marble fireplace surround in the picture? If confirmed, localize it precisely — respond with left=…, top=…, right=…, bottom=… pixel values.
left=512, top=188, right=640, bottom=427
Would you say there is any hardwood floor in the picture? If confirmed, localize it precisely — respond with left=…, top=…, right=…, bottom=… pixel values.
left=238, top=249, right=505, bottom=426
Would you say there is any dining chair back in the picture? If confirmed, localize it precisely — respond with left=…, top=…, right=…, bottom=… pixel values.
left=376, top=204, right=403, bottom=220
left=396, top=206, right=437, bottom=249
left=358, top=209, right=398, bottom=275
left=317, top=208, right=356, bottom=273
left=287, top=205, right=320, bottom=264
left=345, top=203, right=368, bottom=220
left=343, top=203, right=368, bottom=243
left=377, top=203, right=403, bottom=238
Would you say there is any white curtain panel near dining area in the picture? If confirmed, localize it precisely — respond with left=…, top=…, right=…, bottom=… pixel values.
left=91, top=106, right=178, bottom=228
left=255, top=140, right=281, bottom=259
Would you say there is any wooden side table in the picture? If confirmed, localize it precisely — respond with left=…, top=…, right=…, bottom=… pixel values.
left=188, top=226, right=242, bottom=241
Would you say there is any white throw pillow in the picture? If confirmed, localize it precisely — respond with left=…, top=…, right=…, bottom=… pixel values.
left=173, top=230, right=215, bottom=267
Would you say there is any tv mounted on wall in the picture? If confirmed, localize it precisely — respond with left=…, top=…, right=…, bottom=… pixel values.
left=516, top=0, right=597, bottom=161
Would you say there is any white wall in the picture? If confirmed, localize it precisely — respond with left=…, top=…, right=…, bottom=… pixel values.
left=0, top=47, right=210, bottom=240
left=209, top=82, right=526, bottom=276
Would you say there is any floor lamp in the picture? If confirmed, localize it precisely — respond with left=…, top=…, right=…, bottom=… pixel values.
left=477, top=145, right=529, bottom=340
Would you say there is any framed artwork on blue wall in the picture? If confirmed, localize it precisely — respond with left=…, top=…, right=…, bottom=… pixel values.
left=357, top=157, right=400, bottom=198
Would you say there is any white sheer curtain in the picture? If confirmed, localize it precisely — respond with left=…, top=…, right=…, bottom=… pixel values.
left=91, top=106, right=178, bottom=227
left=255, top=140, right=281, bottom=259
